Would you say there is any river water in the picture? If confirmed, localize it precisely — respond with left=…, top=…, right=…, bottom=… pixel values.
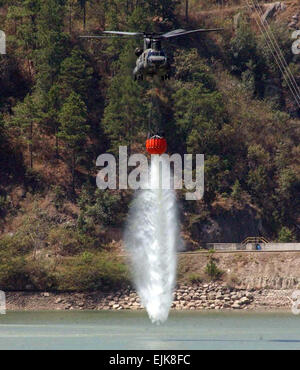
left=0, top=311, right=300, bottom=350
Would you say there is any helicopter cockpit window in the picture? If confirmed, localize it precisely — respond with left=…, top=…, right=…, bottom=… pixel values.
left=148, top=51, right=165, bottom=57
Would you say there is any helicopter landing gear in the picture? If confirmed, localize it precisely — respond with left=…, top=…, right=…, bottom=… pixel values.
left=161, top=74, right=170, bottom=81
left=134, top=74, right=144, bottom=81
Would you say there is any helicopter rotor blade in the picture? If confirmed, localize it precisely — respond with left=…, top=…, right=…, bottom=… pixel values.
left=80, top=28, right=224, bottom=42
left=162, top=28, right=224, bottom=39
left=80, top=31, right=144, bottom=40
left=102, top=31, right=144, bottom=37
left=80, top=35, right=135, bottom=39
left=160, top=29, right=186, bottom=38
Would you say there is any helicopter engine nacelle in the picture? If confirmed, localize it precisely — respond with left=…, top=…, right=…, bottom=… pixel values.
left=135, top=47, right=143, bottom=57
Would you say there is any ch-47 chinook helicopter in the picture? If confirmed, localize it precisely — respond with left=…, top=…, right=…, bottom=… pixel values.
left=80, top=28, right=223, bottom=81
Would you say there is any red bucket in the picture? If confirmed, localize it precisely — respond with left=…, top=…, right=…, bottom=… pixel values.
left=146, top=136, right=167, bottom=155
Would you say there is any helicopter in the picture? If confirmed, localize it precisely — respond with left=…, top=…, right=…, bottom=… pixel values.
left=80, top=28, right=223, bottom=81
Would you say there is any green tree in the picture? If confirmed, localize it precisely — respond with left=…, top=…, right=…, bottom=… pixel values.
left=205, top=251, right=223, bottom=281
left=0, top=115, right=5, bottom=151
left=277, top=227, right=296, bottom=242
left=148, top=0, right=179, bottom=21
left=35, top=0, right=69, bottom=92
left=231, top=179, right=243, bottom=201
left=12, top=94, right=38, bottom=168
left=38, top=84, right=62, bottom=157
left=172, top=50, right=224, bottom=155
left=78, top=0, right=89, bottom=30
left=6, top=0, right=41, bottom=78
left=58, top=46, right=93, bottom=101
left=58, top=92, right=89, bottom=192
left=102, top=73, right=147, bottom=155
left=274, top=167, right=300, bottom=226
left=229, top=18, right=265, bottom=96
left=229, top=19, right=259, bottom=74
left=79, top=189, right=122, bottom=227
left=174, top=49, right=216, bottom=89
left=66, top=0, right=77, bottom=33
left=173, top=85, right=224, bottom=153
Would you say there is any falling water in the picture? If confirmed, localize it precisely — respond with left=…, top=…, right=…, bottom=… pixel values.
left=124, top=156, right=182, bottom=324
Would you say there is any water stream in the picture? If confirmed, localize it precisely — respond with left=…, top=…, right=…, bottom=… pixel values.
left=125, top=156, right=181, bottom=324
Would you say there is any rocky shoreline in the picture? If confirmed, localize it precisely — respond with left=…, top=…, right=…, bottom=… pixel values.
left=5, top=282, right=293, bottom=312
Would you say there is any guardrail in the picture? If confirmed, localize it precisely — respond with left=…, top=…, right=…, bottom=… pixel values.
left=241, top=236, right=270, bottom=246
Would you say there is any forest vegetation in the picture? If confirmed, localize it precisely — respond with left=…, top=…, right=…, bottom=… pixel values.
left=0, top=0, right=299, bottom=290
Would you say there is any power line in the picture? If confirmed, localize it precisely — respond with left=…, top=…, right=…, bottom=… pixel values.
left=244, top=0, right=300, bottom=109
left=252, top=0, right=300, bottom=101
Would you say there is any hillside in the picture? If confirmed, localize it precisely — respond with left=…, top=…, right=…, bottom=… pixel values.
left=0, top=0, right=300, bottom=291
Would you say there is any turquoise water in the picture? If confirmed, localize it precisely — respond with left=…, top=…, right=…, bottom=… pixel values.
left=0, top=311, right=300, bottom=350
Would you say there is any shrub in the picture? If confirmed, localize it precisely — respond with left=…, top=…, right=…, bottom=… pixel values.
left=48, top=227, right=99, bottom=256
left=0, top=235, right=59, bottom=290
left=205, top=251, right=224, bottom=281
left=0, top=242, right=27, bottom=290
left=188, top=273, right=203, bottom=284
left=79, top=189, right=122, bottom=227
left=51, top=185, right=66, bottom=210
left=0, top=195, right=10, bottom=217
left=9, top=207, right=53, bottom=254
left=277, top=227, right=296, bottom=243
left=24, top=260, right=58, bottom=290
left=229, top=18, right=259, bottom=74
left=231, top=179, right=243, bottom=201
left=57, top=252, right=129, bottom=291
left=24, top=167, right=44, bottom=193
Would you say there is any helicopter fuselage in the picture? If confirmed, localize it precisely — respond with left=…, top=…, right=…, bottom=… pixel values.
left=81, top=28, right=223, bottom=81
left=134, top=48, right=170, bottom=80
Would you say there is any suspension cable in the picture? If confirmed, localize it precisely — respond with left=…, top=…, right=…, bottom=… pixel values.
left=148, top=89, right=153, bottom=136
left=245, top=0, right=300, bottom=109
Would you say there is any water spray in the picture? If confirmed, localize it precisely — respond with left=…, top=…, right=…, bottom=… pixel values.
left=125, top=136, right=182, bottom=324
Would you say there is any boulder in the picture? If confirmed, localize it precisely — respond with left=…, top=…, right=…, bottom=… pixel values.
left=262, top=2, right=285, bottom=23
left=240, top=297, right=250, bottom=304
